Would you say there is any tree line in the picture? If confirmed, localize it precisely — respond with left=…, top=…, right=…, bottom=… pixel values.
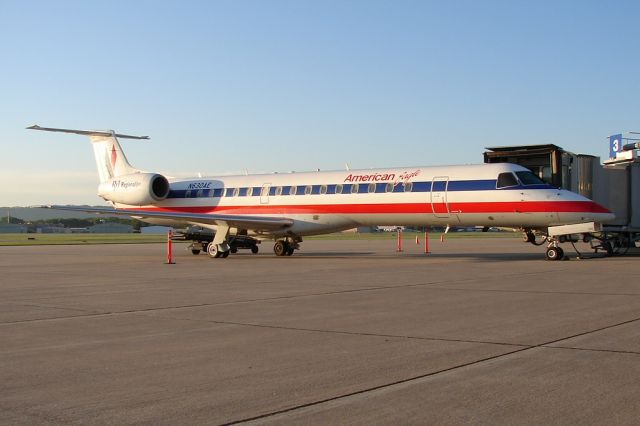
left=5, top=217, right=143, bottom=230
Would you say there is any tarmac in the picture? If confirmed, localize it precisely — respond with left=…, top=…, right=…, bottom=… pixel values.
left=1, top=237, right=639, bottom=425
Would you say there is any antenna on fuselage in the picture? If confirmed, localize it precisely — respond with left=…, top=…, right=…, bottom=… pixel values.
left=345, top=163, right=351, bottom=170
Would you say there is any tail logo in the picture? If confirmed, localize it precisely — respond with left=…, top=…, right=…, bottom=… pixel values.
left=110, top=145, right=118, bottom=168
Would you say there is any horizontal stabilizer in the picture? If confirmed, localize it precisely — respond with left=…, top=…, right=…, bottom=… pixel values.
left=27, top=124, right=149, bottom=140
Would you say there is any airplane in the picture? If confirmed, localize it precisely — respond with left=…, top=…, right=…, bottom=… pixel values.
left=27, top=125, right=615, bottom=260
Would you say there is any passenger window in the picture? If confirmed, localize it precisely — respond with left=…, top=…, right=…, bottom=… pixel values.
left=320, top=185, right=327, bottom=195
left=290, top=185, right=297, bottom=195
left=335, top=184, right=343, bottom=194
left=351, top=184, right=359, bottom=194
left=196, top=189, right=203, bottom=198
left=185, top=190, right=192, bottom=198
left=275, top=186, right=283, bottom=196
left=304, top=185, right=312, bottom=195
left=404, top=182, right=413, bottom=192
left=232, top=188, right=239, bottom=197
left=385, top=183, right=394, bottom=193
left=497, top=172, right=519, bottom=188
left=368, top=183, right=375, bottom=193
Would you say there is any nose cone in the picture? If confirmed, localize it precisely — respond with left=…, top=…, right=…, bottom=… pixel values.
left=557, top=190, right=615, bottom=224
left=593, top=203, right=615, bottom=223
left=581, top=199, right=615, bottom=223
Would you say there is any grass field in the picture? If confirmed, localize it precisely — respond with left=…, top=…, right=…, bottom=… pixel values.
left=0, top=231, right=518, bottom=246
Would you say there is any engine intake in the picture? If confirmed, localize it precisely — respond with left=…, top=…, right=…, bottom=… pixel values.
left=98, top=173, right=170, bottom=206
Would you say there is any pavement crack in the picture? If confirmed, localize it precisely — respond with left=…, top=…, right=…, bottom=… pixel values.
left=541, top=345, right=640, bottom=356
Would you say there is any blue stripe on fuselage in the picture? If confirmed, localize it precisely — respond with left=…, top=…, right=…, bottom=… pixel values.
left=166, top=180, right=554, bottom=199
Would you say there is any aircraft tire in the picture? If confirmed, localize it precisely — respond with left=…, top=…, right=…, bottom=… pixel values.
left=207, top=242, right=222, bottom=258
left=545, top=247, right=563, bottom=261
left=274, top=241, right=287, bottom=256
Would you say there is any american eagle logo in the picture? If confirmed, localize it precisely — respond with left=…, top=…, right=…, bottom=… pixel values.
left=111, top=145, right=117, bottom=168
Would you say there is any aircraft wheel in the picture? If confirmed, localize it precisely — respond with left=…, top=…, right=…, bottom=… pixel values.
left=545, top=246, right=563, bottom=261
left=274, top=241, right=288, bottom=256
left=191, top=249, right=201, bottom=255
left=207, top=242, right=222, bottom=258
left=251, top=245, right=259, bottom=254
left=286, top=247, right=294, bottom=256
left=222, top=250, right=230, bottom=258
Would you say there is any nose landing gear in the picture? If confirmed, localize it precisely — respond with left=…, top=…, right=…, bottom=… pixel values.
left=545, top=245, right=565, bottom=261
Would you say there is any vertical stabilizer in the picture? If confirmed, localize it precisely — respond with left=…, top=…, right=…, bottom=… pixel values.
left=90, top=132, right=138, bottom=183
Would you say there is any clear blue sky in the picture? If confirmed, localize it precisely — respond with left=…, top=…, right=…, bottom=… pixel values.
left=1, top=0, right=638, bottom=205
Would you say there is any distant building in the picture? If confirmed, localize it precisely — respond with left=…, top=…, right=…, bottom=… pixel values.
left=0, top=224, right=28, bottom=233
left=377, top=226, right=405, bottom=232
left=69, top=228, right=90, bottom=233
left=342, top=226, right=378, bottom=233
left=36, top=225, right=69, bottom=234
left=140, top=226, right=173, bottom=234
left=89, top=223, right=133, bottom=233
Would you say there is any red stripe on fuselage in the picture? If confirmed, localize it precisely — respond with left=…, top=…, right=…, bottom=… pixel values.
left=133, top=201, right=610, bottom=215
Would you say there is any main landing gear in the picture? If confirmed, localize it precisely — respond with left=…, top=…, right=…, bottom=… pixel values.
left=207, top=242, right=230, bottom=258
left=273, top=237, right=300, bottom=257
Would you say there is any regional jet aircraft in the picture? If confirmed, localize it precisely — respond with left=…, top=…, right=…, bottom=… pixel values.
left=28, top=125, right=614, bottom=260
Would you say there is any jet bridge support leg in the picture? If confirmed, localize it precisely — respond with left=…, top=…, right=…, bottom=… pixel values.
left=207, top=223, right=231, bottom=259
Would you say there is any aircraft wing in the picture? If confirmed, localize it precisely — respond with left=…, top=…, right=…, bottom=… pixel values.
left=36, top=205, right=293, bottom=231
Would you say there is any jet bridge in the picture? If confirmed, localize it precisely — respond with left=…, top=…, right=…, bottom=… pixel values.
left=484, top=139, right=640, bottom=256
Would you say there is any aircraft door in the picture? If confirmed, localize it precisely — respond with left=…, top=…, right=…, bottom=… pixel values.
left=260, top=183, right=271, bottom=204
left=431, top=176, right=450, bottom=218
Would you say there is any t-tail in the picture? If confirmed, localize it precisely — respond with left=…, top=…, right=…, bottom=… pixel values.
left=27, top=125, right=170, bottom=206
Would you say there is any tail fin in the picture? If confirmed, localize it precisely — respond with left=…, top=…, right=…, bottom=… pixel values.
left=27, top=125, right=149, bottom=183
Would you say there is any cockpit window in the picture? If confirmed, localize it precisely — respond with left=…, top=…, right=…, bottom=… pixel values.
left=516, top=171, right=546, bottom=185
left=497, top=172, right=518, bottom=189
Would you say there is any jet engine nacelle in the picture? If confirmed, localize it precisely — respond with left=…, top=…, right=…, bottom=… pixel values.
left=98, top=173, right=170, bottom=205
